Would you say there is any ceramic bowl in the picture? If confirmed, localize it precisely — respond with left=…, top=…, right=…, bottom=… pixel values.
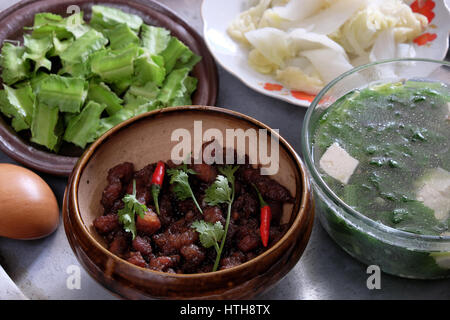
left=63, top=105, right=314, bottom=299
left=201, top=0, right=450, bottom=107
left=0, top=0, right=218, bottom=176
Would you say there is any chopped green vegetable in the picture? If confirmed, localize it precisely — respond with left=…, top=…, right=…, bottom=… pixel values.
left=50, top=37, right=73, bottom=57
left=60, top=49, right=109, bottom=78
left=59, top=29, right=107, bottom=64
left=157, top=68, right=190, bottom=105
left=29, top=12, right=91, bottom=40
left=0, top=42, right=30, bottom=85
left=141, top=24, right=171, bottom=55
left=175, top=52, right=201, bottom=71
left=91, top=45, right=139, bottom=83
left=29, top=12, right=71, bottom=39
left=128, top=81, right=160, bottom=100
left=0, top=6, right=200, bottom=153
left=87, top=82, right=123, bottom=115
left=133, top=55, right=166, bottom=86
left=90, top=5, right=143, bottom=33
left=170, top=76, right=198, bottom=106
left=160, top=37, right=192, bottom=74
left=30, top=72, right=50, bottom=91
left=64, top=12, right=91, bottom=39
left=191, top=220, right=224, bottom=253
left=59, top=60, right=91, bottom=78
left=111, top=83, right=130, bottom=100
left=63, top=112, right=77, bottom=126
left=30, top=102, right=62, bottom=151
left=63, top=101, right=105, bottom=148
left=97, top=108, right=134, bottom=137
left=107, top=23, right=140, bottom=50
left=0, top=84, right=35, bottom=131
left=117, top=180, right=148, bottom=239
left=22, top=34, right=53, bottom=71
left=35, top=74, right=88, bottom=113
left=123, top=92, right=159, bottom=116
left=31, top=12, right=63, bottom=28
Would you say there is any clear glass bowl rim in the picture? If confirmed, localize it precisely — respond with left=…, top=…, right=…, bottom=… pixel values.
left=301, top=58, right=450, bottom=245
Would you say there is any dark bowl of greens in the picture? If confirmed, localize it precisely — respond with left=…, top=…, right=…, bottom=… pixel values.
left=0, top=0, right=218, bottom=176
left=302, top=58, right=450, bottom=279
left=63, top=106, right=314, bottom=299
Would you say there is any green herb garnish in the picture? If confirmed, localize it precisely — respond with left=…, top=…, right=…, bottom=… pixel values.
left=193, top=165, right=240, bottom=272
left=117, top=180, right=148, bottom=239
left=204, top=175, right=233, bottom=206
left=167, top=166, right=202, bottom=214
left=191, top=220, right=225, bottom=254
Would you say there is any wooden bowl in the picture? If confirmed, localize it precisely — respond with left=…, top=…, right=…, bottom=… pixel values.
left=63, top=106, right=314, bottom=299
left=0, top=0, right=218, bottom=176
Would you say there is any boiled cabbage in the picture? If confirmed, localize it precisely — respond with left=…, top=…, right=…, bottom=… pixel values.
left=271, top=0, right=324, bottom=22
left=301, top=48, right=354, bottom=83
left=289, top=28, right=346, bottom=54
left=292, top=0, right=366, bottom=35
left=331, top=0, right=428, bottom=56
left=245, top=27, right=290, bottom=66
left=228, top=0, right=429, bottom=95
left=276, top=66, right=324, bottom=94
left=227, top=0, right=272, bottom=45
left=248, top=48, right=278, bottom=74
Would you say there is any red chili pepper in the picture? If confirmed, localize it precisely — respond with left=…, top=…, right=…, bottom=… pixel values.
left=253, top=184, right=271, bottom=247
left=151, top=161, right=165, bottom=215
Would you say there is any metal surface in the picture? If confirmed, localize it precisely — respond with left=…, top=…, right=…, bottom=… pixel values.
left=0, top=0, right=449, bottom=300
left=0, top=265, right=27, bottom=299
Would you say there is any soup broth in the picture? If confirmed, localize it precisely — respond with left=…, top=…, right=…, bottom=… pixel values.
left=313, top=81, right=450, bottom=236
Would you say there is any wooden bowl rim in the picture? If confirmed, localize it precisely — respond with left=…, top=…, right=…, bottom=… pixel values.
left=0, top=0, right=218, bottom=176
left=67, top=105, right=313, bottom=279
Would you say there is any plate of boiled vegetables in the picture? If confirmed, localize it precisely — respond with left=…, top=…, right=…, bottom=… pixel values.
left=0, top=0, right=218, bottom=176
left=202, top=0, right=450, bottom=106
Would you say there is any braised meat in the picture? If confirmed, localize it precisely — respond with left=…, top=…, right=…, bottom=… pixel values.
left=94, top=159, right=293, bottom=273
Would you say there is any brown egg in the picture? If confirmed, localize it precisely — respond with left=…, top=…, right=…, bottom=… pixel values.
left=0, top=163, right=59, bottom=240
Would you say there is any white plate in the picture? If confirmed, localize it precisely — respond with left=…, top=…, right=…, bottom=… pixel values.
left=201, top=0, right=450, bottom=107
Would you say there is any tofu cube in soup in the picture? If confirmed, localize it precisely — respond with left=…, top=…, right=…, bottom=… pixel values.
left=416, top=168, right=450, bottom=221
left=319, top=142, right=359, bottom=184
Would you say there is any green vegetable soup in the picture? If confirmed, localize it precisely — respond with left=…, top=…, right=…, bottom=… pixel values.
left=313, top=81, right=450, bottom=236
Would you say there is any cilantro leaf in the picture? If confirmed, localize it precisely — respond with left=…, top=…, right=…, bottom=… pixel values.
left=191, top=220, right=224, bottom=253
left=167, top=169, right=192, bottom=200
left=191, top=165, right=240, bottom=272
left=167, top=167, right=203, bottom=213
left=180, top=162, right=197, bottom=175
left=204, top=175, right=232, bottom=206
left=218, top=165, right=240, bottom=185
left=117, top=180, right=148, bottom=239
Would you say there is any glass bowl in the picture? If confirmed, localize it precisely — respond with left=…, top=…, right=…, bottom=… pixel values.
left=301, top=58, right=450, bottom=279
